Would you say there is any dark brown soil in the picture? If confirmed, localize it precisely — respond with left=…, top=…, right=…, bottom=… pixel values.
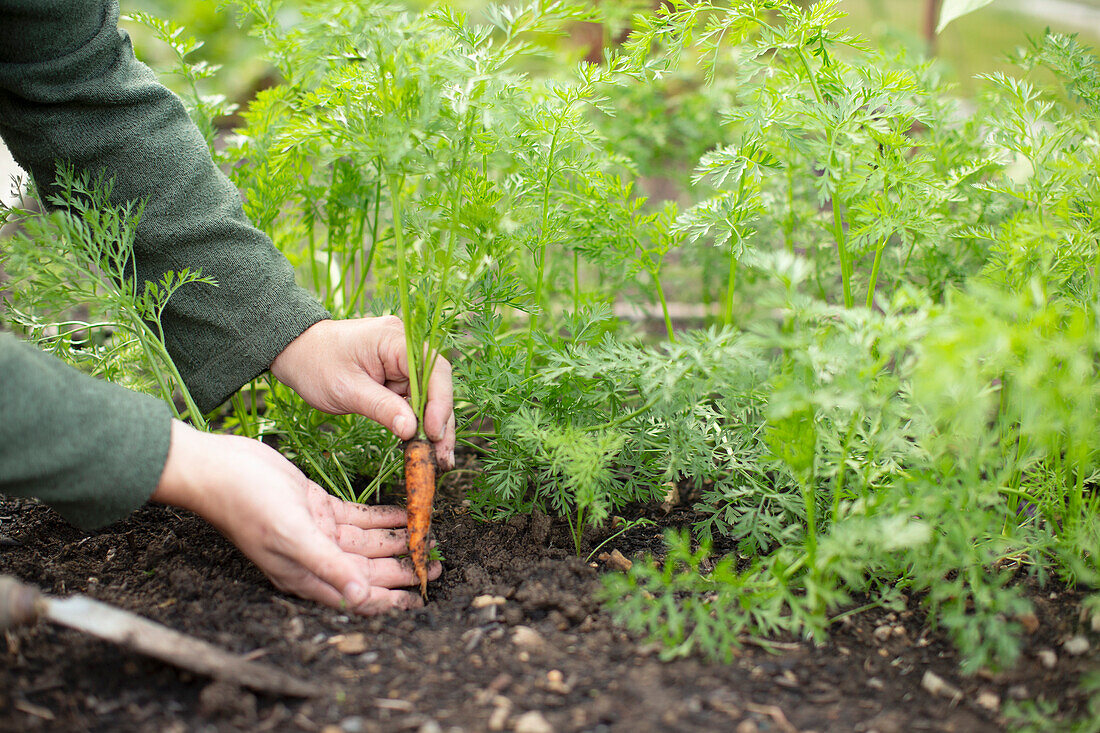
left=1, top=490, right=1096, bottom=733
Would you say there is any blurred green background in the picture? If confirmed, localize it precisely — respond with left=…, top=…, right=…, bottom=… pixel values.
left=122, top=0, right=1100, bottom=106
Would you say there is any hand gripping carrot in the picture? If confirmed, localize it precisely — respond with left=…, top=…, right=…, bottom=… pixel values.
left=403, top=438, right=437, bottom=598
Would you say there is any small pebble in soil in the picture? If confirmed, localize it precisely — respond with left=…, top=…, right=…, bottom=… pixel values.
left=1018, top=612, right=1040, bottom=635
left=488, top=704, right=510, bottom=732
left=1063, top=635, right=1090, bottom=656
left=339, top=716, right=366, bottom=733
left=976, top=690, right=1001, bottom=712
left=471, top=595, right=507, bottom=609
left=1008, top=685, right=1030, bottom=701
left=417, top=721, right=443, bottom=733
left=600, top=549, right=633, bottom=572
left=461, top=627, right=485, bottom=652
left=512, top=625, right=546, bottom=651
left=514, top=711, right=554, bottom=733
left=488, top=673, right=513, bottom=694
left=1037, top=649, right=1058, bottom=669
left=285, top=616, right=305, bottom=640
left=329, top=633, right=369, bottom=654
left=1092, top=610, right=1100, bottom=633
left=546, top=669, right=571, bottom=694
left=873, top=625, right=893, bottom=643
left=921, top=671, right=962, bottom=703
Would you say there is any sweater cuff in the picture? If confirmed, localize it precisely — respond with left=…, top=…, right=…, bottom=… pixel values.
left=181, top=289, right=330, bottom=414
left=0, top=332, right=173, bottom=530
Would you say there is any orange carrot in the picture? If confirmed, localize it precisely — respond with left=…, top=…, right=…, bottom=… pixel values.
left=404, top=438, right=436, bottom=598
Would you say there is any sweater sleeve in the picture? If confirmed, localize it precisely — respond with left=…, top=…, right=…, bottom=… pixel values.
left=0, top=332, right=172, bottom=530
left=0, top=0, right=329, bottom=413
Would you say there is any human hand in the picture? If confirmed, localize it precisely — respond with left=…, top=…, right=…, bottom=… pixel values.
left=271, top=317, right=455, bottom=469
left=151, top=421, right=442, bottom=614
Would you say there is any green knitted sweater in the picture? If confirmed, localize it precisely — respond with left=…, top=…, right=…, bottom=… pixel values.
left=0, top=0, right=329, bottom=529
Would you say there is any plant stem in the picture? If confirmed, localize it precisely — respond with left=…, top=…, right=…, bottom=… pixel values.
left=866, top=236, right=887, bottom=309
left=571, top=504, right=586, bottom=556
left=133, top=327, right=180, bottom=418
left=802, top=476, right=817, bottom=565
left=1070, top=442, right=1086, bottom=531
left=725, top=172, right=749, bottom=326
left=336, top=193, right=372, bottom=317
left=265, top=376, right=346, bottom=498
left=724, top=255, right=739, bottom=326
left=794, top=45, right=823, bottom=106
left=324, top=164, right=341, bottom=311
left=526, top=112, right=567, bottom=379
left=793, top=43, right=853, bottom=310
left=388, top=174, right=424, bottom=428
left=573, top=249, right=580, bottom=313
left=424, top=110, right=477, bottom=393
left=585, top=397, right=659, bottom=432
left=651, top=268, right=675, bottom=342
left=358, top=452, right=403, bottom=503
left=832, top=415, right=858, bottom=524
left=348, top=172, right=384, bottom=313
left=784, top=163, right=796, bottom=253
left=135, top=314, right=207, bottom=430
left=330, top=449, right=357, bottom=502
left=231, top=392, right=252, bottom=437
left=585, top=518, right=652, bottom=563
left=832, top=194, right=853, bottom=309
left=307, top=208, right=320, bottom=295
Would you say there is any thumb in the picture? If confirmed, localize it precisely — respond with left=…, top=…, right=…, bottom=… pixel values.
left=347, top=377, right=418, bottom=440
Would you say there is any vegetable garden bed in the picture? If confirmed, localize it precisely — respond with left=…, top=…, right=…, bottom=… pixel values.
left=3, top=0, right=1100, bottom=730
left=1, top=490, right=1095, bottom=733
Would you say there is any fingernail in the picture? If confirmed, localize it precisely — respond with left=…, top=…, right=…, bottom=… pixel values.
left=345, top=582, right=367, bottom=606
left=393, top=414, right=413, bottom=437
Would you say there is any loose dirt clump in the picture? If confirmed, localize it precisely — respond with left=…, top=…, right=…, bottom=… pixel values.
left=0, top=494, right=1095, bottom=732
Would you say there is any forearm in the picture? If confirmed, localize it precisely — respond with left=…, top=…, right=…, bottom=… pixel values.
left=0, top=0, right=328, bottom=412
left=0, top=332, right=171, bottom=530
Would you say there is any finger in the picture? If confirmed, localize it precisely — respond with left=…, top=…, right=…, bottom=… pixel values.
left=383, top=377, right=409, bottom=394
left=423, top=355, right=453, bottom=444
left=284, top=527, right=375, bottom=607
left=337, top=526, right=410, bottom=558
left=274, top=573, right=345, bottom=609
left=359, top=557, right=443, bottom=589
left=346, top=377, right=419, bottom=439
left=351, top=587, right=424, bottom=615
left=280, top=573, right=422, bottom=615
left=329, top=500, right=408, bottom=529
left=434, top=410, right=456, bottom=470
left=371, top=315, right=413, bottom=379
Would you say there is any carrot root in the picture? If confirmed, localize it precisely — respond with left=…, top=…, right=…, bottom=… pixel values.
left=404, top=438, right=436, bottom=599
